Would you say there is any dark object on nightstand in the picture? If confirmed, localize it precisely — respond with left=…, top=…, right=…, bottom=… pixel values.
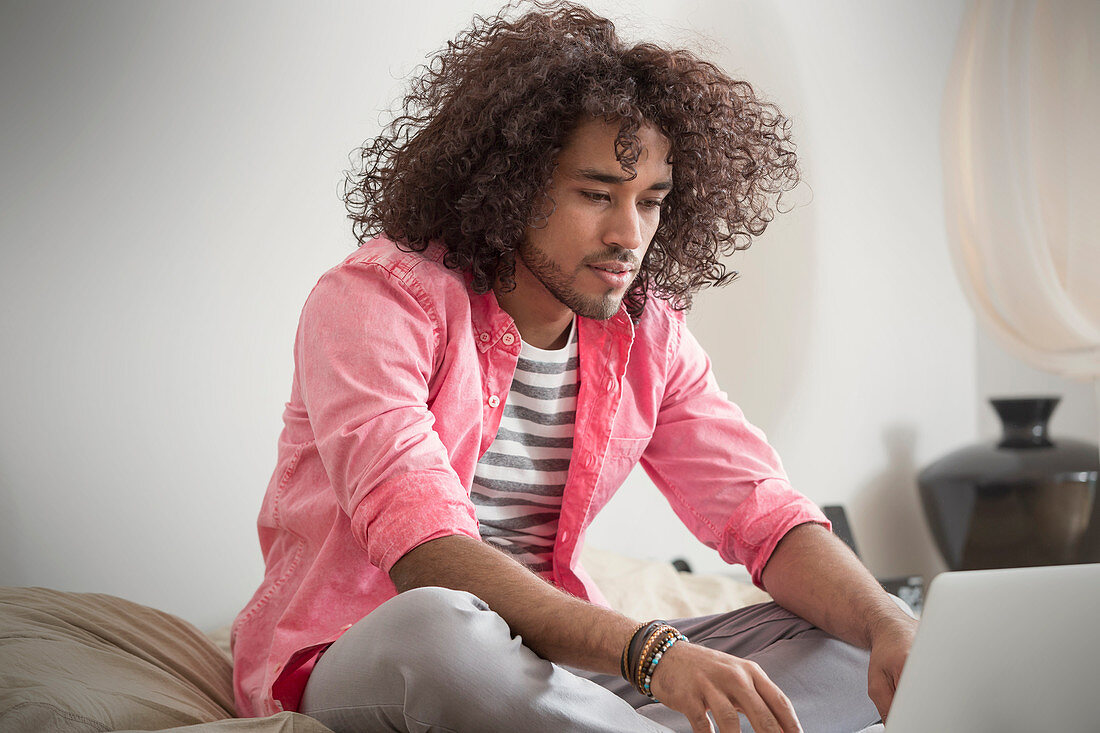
left=918, top=397, right=1100, bottom=571
left=671, top=558, right=692, bottom=573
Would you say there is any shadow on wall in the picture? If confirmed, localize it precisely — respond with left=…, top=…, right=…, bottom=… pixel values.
left=850, top=424, right=948, bottom=582
left=687, top=204, right=815, bottom=435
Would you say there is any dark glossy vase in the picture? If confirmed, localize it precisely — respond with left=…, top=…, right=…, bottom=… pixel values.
left=918, top=397, right=1100, bottom=570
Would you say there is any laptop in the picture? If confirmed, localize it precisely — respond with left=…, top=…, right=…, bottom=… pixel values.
left=885, top=562, right=1100, bottom=733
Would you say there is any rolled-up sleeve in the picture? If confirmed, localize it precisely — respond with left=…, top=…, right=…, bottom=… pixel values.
left=295, top=263, right=480, bottom=572
left=640, top=314, right=829, bottom=587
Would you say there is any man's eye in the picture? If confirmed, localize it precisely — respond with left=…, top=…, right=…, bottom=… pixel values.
left=581, top=191, right=610, bottom=202
left=640, top=199, right=664, bottom=209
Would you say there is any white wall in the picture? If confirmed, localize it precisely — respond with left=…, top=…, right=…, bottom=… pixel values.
left=0, top=0, right=995, bottom=630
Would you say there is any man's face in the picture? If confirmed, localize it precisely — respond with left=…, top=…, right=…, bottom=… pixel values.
left=515, top=118, right=673, bottom=321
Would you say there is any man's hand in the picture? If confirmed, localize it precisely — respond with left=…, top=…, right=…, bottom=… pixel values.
left=650, top=642, right=803, bottom=733
left=866, top=616, right=918, bottom=721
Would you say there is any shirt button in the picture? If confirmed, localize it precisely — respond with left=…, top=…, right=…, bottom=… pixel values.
left=478, top=332, right=490, bottom=343
left=606, top=378, right=616, bottom=391
left=560, top=530, right=570, bottom=543
left=487, top=395, right=500, bottom=408
left=501, top=332, right=516, bottom=346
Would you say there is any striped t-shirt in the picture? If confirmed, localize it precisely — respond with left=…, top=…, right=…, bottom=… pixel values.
left=470, top=320, right=578, bottom=576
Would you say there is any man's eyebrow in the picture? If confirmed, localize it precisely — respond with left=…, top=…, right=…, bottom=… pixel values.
left=573, top=168, right=673, bottom=190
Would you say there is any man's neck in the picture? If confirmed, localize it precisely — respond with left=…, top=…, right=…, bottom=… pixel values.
left=502, top=301, right=574, bottom=350
left=494, top=263, right=575, bottom=350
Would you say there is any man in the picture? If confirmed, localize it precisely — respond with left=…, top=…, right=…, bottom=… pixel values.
left=232, top=3, right=917, bottom=732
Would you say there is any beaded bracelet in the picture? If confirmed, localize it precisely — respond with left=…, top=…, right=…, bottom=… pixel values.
left=634, top=625, right=673, bottom=691
left=640, top=630, right=688, bottom=702
left=622, top=620, right=664, bottom=683
left=624, top=622, right=687, bottom=701
left=634, top=626, right=679, bottom=696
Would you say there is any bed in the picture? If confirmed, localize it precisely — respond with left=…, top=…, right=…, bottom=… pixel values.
left=0, top=547, right=771, bottom=732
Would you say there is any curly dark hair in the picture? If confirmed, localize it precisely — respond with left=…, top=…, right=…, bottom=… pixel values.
left=344, top=1, right=800, bottom=317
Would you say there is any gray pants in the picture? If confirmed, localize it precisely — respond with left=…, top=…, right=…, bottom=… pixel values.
left=299, top=587, right=883, bottom=732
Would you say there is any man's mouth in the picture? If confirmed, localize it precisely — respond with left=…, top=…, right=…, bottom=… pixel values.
left=587, top=261, right=636, bottom=288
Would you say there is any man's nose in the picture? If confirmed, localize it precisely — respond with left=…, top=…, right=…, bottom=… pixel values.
left=603, top=204, right=647, bottom=251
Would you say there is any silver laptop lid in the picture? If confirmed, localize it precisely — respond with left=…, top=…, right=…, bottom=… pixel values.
left=886, top=563, right=1100, bottom=733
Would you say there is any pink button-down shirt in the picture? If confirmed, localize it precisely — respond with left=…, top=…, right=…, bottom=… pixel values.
left=231, top=238, right=828, bottom=717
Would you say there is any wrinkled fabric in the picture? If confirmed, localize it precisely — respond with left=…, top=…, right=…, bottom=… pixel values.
left=0, top=586, right=236, bottom=731
left=232, top=238, right=828, bottom=717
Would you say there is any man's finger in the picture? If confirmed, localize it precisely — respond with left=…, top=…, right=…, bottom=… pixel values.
left=751, top=666, right=802, bottom=733
left=702, top=689, right=743, bottom=733
left=714, top=668, right=783, bottom=733
left=686, top=703, right=715, bottom=733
